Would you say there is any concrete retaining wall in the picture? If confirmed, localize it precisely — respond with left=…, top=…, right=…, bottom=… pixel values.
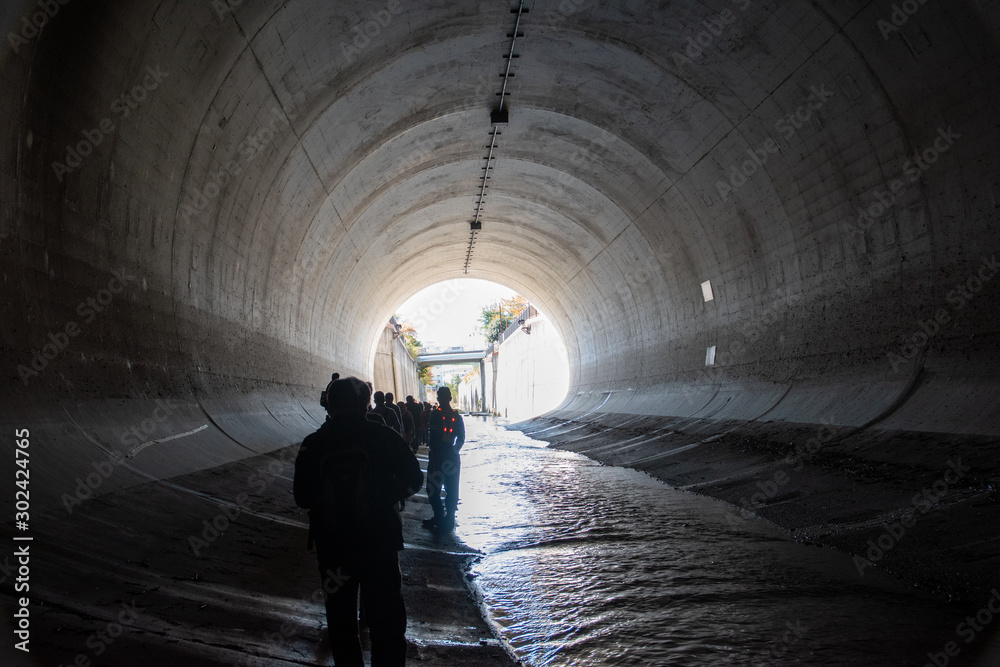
left=458, top=371, right=482, bottom=412
left=373, top=322, right=425, bottom=403
left=486, top=314, right=570, bottom=422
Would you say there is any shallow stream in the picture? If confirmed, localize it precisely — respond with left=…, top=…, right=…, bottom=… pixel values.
left=455, top=418, right=978, bottom=666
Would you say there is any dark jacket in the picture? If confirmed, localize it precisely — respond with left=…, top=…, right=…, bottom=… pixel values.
left=294, top=415, right=423, bottom=556
left=428, top=406, right=465, bottom=454
left=369, top=403, right=400, bottom=433
left=398, top=408, right=415, bottom=443
left=405, top=399, right=422, bottom=426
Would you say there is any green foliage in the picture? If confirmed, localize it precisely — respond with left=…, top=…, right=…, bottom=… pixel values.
left=480, top=295, right=529, bottom=344
left=395, top=319, right=422, bottom=357
left=394, top=318, right=431, bottom=385
left=446, top=375, right=460, bottom=399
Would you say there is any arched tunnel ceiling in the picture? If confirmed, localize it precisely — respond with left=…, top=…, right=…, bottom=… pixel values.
left=2, top=0, right=999, bottom=433
left=187, top=1, right=850, bottom=366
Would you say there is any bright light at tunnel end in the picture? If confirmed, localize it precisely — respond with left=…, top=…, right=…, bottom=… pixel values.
left=391, top=279, right=569, bottom=421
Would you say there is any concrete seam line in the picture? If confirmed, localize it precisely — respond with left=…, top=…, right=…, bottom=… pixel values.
left=126, top=424, right=210, bottom=459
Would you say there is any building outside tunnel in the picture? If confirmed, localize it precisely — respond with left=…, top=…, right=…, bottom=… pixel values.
left=1, top=0, right=999, bottom=664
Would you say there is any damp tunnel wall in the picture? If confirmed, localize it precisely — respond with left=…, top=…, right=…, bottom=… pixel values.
left=0, top=0, right=998, bottom=535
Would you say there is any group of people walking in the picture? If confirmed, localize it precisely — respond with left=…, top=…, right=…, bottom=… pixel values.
left=293, top=373, right=466, bottom=666
left=367, top=389, right=435, bottom=452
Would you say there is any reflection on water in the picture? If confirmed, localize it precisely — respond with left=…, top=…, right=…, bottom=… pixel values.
left=455, top=418, right=970, bottom=666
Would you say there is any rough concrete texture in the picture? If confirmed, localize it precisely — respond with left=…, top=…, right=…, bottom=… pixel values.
left=0, top=0, right=999, bottom=659
left=0, top=443, right=514, bottom=666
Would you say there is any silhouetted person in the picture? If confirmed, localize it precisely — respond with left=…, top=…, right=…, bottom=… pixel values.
left=405, top=396, right=422, bottom=445
left=396, top=401, right=415, bottom=450
left=320, top=373, right=340, bottom=411
left=294, top=376, right=423, bottom=666
left=370, top=390, right=401, bottom=433
left=422, top=387, right=465, bottom=532
left=385, top=392, right=403, bottom=432
left=419, top=402, right=431, bottom=447
left=364, top=382, right=387, bottom=426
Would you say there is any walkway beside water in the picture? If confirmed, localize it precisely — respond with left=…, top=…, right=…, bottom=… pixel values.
left=3, top=441, right=515, bottom=666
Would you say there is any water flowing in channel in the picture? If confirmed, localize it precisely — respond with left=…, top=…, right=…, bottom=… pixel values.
left=453, top=418, right=972, bottom=666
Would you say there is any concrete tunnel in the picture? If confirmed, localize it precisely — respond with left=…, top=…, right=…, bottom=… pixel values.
left=1, top=0, right=1000, bottom=663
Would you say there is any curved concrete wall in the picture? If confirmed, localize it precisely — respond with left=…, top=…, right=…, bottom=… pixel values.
left=373, top=321, right=425, bottom=403
left=1, top=0, right=998, bottom=526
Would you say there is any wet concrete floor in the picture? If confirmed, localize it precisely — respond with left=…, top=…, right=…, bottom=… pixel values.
left=0, top=441, right=516, bottom=666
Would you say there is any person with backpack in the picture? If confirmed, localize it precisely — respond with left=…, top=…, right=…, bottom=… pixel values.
left=422, top=386, right=465, bottom=532
left=369, top=390, right=401, bottom=433
left=294, top=375, right=423, bottom=666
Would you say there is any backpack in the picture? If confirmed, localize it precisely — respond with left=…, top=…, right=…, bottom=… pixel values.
left=430, top=409, right=459, bottom=448
left=318, top=443, right=376, bottom=537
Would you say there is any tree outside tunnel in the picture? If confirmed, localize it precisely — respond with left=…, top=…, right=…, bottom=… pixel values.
left=394, top=279, right=568, bottom=421
left=395, top=320, right=431, bottom=385
left=480, top=295, right=529, bottom=345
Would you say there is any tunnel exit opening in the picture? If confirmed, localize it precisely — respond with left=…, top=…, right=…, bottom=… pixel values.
left=385, top=278, right=570, bottom=423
